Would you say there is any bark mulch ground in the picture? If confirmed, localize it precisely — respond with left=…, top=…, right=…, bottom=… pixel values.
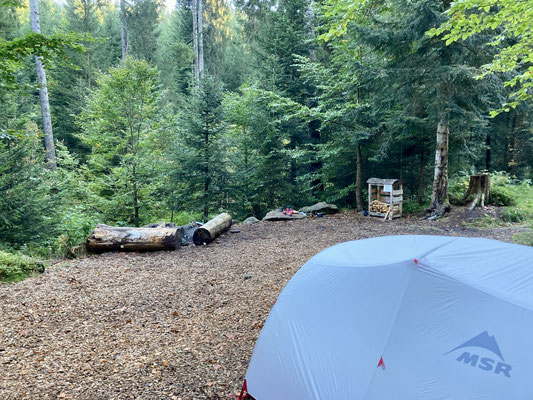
left=0, top=210, right=527, bottom=399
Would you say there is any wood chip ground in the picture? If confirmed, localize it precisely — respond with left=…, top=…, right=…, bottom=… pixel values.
left=0, top=211, right=528, bottom=399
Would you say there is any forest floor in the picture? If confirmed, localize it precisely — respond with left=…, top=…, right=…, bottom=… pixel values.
left=0, top=208, right=530, bottom=400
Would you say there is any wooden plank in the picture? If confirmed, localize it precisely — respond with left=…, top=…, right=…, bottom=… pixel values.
left=393, top=189, right=403, bottom=195
left=379, top=196, right=403, bottom=203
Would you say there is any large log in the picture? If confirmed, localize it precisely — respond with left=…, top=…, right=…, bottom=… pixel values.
left=193, top=213, right=232, bottom=245
left=86, top=224, right=181, bottom=252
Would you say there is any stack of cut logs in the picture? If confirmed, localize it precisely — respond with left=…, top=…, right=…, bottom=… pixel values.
left=370, top=200, right=390, bottom=213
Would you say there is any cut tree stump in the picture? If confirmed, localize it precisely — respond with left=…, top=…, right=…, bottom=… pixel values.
left=193, top=213, right=232, bottom=245
left=463, top=173, right=491, bottom=211
left=86, top=224, right=182, bottom=252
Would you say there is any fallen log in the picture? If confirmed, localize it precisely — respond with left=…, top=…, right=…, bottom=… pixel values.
left=193, top=213, right=232, bottom=245
left=86, top=224, right=181, bottom=252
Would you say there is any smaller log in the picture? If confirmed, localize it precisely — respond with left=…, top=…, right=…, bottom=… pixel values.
left=193, top=213, right=232, bottom=245
left=86, top=224, right=181, bottom=252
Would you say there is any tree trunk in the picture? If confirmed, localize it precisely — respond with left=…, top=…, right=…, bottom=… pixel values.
left=430, top=110, right=450, bottom=215
left=198, top=0, right=204, bottom=77
left=120, top=0, right=128, bottom=60
left=29, top=0, right=56, bottom=169
left=192, top=0, right=199, bottom=82
left=417, top=146, right=425, bottom=204
left=86, top=225, right=182, bottom=252
left=193, top=213, right=232, bottom=245
left=308, top=119, right=322, bottom=193
left=355, top=143, right=363, bottom=211
left=485, top=133, right=491, bottom=171
left=203, top=123, right=209, bottom=220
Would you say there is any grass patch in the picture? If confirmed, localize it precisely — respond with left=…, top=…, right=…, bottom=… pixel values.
left=513, top=231, right=533, bottom=246
left=461, top=214, right=503, bottom=230
left=0, top=251, right=48, bottom=283
left=500, top=183, right=533, bottom=225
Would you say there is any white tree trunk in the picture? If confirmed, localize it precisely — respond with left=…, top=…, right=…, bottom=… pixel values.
left=198, top=0, right=204, bottom=77
left=192, top=0, right=199, bottom=82
left=120, top=0, right=128, bottom=60
left=29, top=0, right=56, bottom=169
left=430, top=110, right=449, bottom=214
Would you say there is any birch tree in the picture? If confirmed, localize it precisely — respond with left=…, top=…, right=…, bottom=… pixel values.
left=29, top=0, right=56, bottom=169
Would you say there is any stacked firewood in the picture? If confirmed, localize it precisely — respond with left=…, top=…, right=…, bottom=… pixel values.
left=370, top=200, right=390, bottom=213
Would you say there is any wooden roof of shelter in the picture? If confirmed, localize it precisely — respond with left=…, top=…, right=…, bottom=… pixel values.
left=366, top=178, right=400, bottom=185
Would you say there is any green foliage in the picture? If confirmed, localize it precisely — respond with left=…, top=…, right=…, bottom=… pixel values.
left=172, top=211, right=203, bottom=226
left=490, top=185, right=515, bottom=206
left=173, top=75, right=228, bottom=220
left=501, top=208, right=525, bottom=223
left=0, top=131, right=59, bottom=246
left=79, top=57, right=170, bottom=226
left=513, top=232, right=533, bottom=247
left=0, top=250, right=47, bottom=282
left=402, top=200, right=430, bottom=215
left=127, top=0, right=160, bottom=62
left=428, top=0, right=533, bottom=114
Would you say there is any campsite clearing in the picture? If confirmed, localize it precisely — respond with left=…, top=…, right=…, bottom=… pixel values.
left=0, top=210, right=529, bottom=399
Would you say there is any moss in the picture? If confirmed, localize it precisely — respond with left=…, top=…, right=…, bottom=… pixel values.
left=0, top=251, right=47, bottom=283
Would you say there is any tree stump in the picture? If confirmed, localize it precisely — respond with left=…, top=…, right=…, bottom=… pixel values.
left=463, top=173, right=491, bottom=211
left=193, top=213, right=232, bottom=245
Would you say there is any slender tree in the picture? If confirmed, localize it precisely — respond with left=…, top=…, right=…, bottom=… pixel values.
left=29, top=0, right=56, bottom=169
left=192, top=0, right=199, bottom=80
left=120, top=0, right=128, bottom=59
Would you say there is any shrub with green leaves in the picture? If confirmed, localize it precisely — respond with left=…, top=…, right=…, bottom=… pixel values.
left=0, top=251, right=47, bottom=282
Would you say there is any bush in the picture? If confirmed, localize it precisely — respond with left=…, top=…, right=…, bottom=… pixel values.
left=172, top=211, right=203, bottom=225
left=402, top=200, right=429, bottom=214
left=501, top=208, right=525, bottom=223
left=491, top=185, right=515, bottom=206
left=0, top=251, right=47, bottom=282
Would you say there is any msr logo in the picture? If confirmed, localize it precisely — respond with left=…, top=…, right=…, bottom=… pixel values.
left=444, top=331, right=512, bottom=378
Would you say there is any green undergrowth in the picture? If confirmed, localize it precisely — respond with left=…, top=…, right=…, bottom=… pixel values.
left=402, top=200, right=430, bottom=215
left=513, top=232, right=533, bottom=246
left=0, top=251, right=48, bottom=283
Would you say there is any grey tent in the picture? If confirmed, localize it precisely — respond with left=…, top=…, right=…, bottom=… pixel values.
left=241, top=235, right=533, bottom=399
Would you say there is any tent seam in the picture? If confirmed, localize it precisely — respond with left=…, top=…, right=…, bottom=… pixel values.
left=361, top=266, right=415, bottom=400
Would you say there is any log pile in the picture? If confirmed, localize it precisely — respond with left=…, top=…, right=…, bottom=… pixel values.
left=370, top=200, right=390, bottom=214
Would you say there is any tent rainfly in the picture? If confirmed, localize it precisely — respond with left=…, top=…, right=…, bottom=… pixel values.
left=240, top=235, right=533, bottom=400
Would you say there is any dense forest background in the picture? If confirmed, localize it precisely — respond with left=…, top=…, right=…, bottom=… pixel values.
left=0, top=0, right=532, bottom=256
